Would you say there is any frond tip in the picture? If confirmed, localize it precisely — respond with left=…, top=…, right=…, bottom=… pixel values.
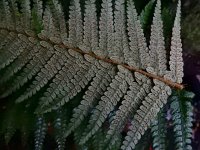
left=165, top=0, right=183, bottom=84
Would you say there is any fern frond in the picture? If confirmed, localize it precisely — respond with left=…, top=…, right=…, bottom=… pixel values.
left=67, top=0, right=83, bottom=47
left=111, top=0, right=129, bottom=63
left=104, top=73, right=152, bottom=149
left=7, top=0, right=21, bottom=30
left=73, top=116, right=89, bottom=147
left=151, top=108, right=167, bottom=150
left=148, top=0, right=166, bottom=76
left=1, top=42, right=54, bottom=98
left=4, top=124, right=16, bottom=144
left=15, top=45, right=66, bottom=103
left=36, top=51, right=98, bottom=113
left=0, top=35, right=37, bottom=84
left=48, top=0, right=68, bottom=42
left=38, top=6, right=61, bottom=43
left=134, top=129, right=152, bottom=150
left=127, top=0, right=149, bottom=68
left=0, top=32, right=24, bottom=70
left=170, top=91, right=194, bottom=150
left=79, top=65, right=131, bottom=144
left=1, top=113, right=16, bottom=145
left=93, top=128, right=122, bottom=150
left=0, top=0, right=188, bottom=149
left=65, top=63, right=116, bottom=137
left=165, top=0, right=183, bottom=83
left=122, top=80, right=171, bottom=150
left=20, top=0, right=32, bottom=32
left=79, top=0, right=98, bottom=53
left=140, top=0, right=155, bottom=29
left=97, top=0, right=114, bottom=57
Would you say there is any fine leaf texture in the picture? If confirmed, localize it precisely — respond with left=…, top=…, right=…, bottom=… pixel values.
left=165, top=0, right=183, bottom=83
left=151, top=108, right=167, bottom=150
left=170, top=91, right=194, bottom=150
left=0, top=0, right=190, bottom=150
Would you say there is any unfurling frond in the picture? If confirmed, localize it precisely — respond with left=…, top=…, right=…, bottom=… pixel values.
left=0, top=0, right=190, bottom=150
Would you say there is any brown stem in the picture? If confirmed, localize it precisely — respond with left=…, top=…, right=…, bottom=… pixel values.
left=0, top=28, right=184, bottom=90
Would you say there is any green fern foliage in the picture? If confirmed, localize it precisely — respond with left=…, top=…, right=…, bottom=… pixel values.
left=140, top=0, right=155, bottom=30
left=0, top=0, right=194, bottom=149
left=151, top=108, right=167, bottom=150
left=170, top=91, right=194, bottom=150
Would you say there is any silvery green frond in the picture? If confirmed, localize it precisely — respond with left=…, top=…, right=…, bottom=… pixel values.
left=0, top=1, right=5, bottom=28
left=38, top=6, right=61, bottom=42
left=0, top=0, right=188, bottom=149
left=68, top=0, right=83, bottom=47
left=51, top=0, right=68, bottom=43
left=0, top=32, right=24, bottom=71
left=1, top=114, right=16, bottom=144
left=37, top=53, right=98, bottom=113
left=1, top=41, right=54, bottom=98
left=121, top=80, right=171, bottom=150
left=127, top=0, right=149, bottom=69
left=165, top=0, right=183, bottom=83
left=65, top=64, right=116, bottom=137
left=15, top=44, right=63, bottom=103
left=111, top=0, right=129, bottom=63
left=149, top=0, right=166, bottom=75
left=97, top=0, right=114, bottom=57
left=0, top=35, right=37, bottom=84
left=79, top=0, right=98, bottom=53
left=7, top=0, right=19, bottom=30
left=104, top=73, right=152, bottom=149
left=79, top=65, right=131, bottom=145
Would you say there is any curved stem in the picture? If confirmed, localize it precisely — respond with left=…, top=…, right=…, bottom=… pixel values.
left=0, top=28, right=184, bottom=90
